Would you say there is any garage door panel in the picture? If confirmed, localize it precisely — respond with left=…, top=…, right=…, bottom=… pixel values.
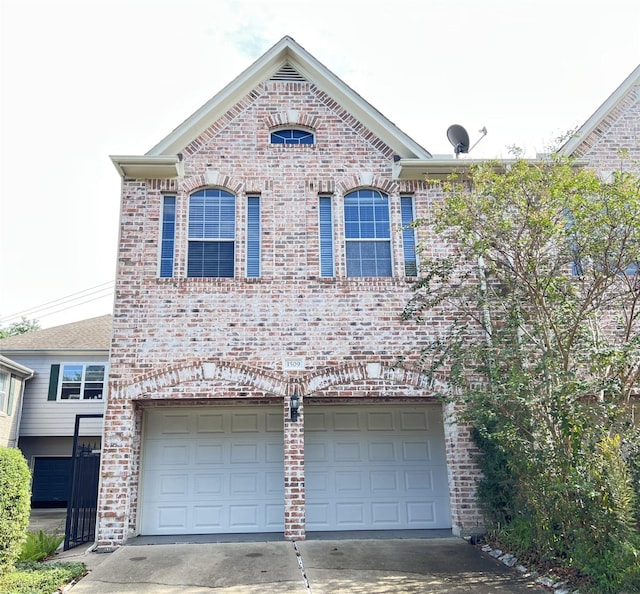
left=157, top=506, right=188, bottom=530
left=371, top=470, right=397, bottom=492
left=334, top=441, right=361, bottom=460
left=336, top=503, right=365, bottom=526
left=194, top=505, right=222, bottom=528
left=306, top=442, right=328, bottom=461
left=369, top=441, right=395, bottom=461
left=372, top=502, right=400, bottom=524
left=405, top=469, right=433, bottom=491
left=196, top=413, right=225, bottom=433
left=160, top=413, right=191, bottom=435
left=195, top=443, right=224, bottom=463
left=402, top=441, right=431, bottom=461
left=367, top=411, right=394, bottom=430
left=334, top=412, right=359, bottom=430
left=335, top=470, right=362, bottom=492
left=141, top=407, right=284, bottom=535
left=400, top=410, right=429, bottom=431
left=195, top=474, right=224, bottom=495
left=306, top=405, right=451, bottom=531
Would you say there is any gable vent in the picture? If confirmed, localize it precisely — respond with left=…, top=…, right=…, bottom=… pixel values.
left=270, top=64, right=307, bottom=82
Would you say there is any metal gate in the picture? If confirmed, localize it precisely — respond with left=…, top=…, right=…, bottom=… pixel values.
left=64, top=414, right=103, bottom=551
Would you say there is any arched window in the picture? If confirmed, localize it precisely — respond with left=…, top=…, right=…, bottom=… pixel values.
left=344, top=189, right=392, bottom=277
left=270, top=129, right=315, bottom=145
left=187, top=189, right=235, bottom=277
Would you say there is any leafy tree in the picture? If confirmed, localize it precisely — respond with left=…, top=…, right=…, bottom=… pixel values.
left=404, top=153, right=640, bottom=592
left=0, top=318, right=41, bottom=339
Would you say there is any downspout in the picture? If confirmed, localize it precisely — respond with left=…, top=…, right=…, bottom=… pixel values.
left=13, top=370, right=35, bottom=448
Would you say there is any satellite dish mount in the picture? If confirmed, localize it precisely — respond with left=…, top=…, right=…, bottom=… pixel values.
left=447, top=125, right=487, bottom=158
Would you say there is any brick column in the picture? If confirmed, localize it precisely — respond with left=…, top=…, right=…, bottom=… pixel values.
left=283, top=384, right=305, bottom=540
left=443, top=401, right=485, bottom=537
left=95, top=394, right=134, bottom=550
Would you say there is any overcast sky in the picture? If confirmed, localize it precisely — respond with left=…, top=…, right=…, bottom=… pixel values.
left=1, top=0, right=639, bottom=329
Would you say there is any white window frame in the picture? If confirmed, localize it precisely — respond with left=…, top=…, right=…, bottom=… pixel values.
left=56, top=363, right=108, bottom=402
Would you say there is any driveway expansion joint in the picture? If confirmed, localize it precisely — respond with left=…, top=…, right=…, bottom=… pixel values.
left=293, top=541, right=312, bottom=594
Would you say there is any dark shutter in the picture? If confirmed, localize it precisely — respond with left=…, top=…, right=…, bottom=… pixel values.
left=48, top=364, right=60, bottom=401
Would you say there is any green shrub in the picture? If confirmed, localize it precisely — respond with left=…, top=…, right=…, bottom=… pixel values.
left=0, top=447, right=31, bottom=574
left=0, top=561, right=86, bottom=594
left=19, top=531, right=64, bottom=562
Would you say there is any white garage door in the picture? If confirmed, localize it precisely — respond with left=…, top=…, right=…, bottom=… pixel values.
left=305, top=404, right=451, bottom=531
left=140, top=407, right=284, bottom=535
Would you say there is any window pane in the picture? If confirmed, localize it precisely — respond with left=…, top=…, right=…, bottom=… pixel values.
left=85, top=365, right=105, bottom=382
left=270, top=129, right=315, bottom=145
left=188, top=241, right=235, bottom=278
left=62, top=365, right=83, bottom=382
left=83, top=383, right=104, bottom=400
left=247, top=196, right=261, bottom=278
left=188, top=190, right=235, bottom=239
left=160, top=196, right=176, bottom=278
left=346, top=241, right=392, bottom=277
left=401, top=196, right=418, bottom=276
left=319, top=196, right=334, bottom=277
left=188, top=190, right=235, bottom=278
left=61, top=384, right=82, bottom=399
left=344, top=190, right=391, bottom=277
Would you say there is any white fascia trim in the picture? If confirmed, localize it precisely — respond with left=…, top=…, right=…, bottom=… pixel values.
left=110, top=155, right=183, bottom=180
left=559, top=64, right=640, bottom=157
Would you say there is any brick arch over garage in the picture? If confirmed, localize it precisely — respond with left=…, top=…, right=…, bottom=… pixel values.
left=300, top=361, right=449, bottom=397
left=112, top=360, right=288, bottom=401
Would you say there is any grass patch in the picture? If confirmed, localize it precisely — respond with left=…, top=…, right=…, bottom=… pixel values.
left=0, top=561, right=86, bottom=594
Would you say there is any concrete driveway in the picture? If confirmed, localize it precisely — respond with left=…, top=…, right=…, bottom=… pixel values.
left=61, top=537, right=543, bottom=593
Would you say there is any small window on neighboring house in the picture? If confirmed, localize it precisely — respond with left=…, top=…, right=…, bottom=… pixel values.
left=160, top=196, right=176, bottom=278
left=0, top=372, right=8, bottom=413
left=246, top=195, right=261, bottom=277
left=344, top=189, right=392, bottom=277
left=319, top=195, right=334, bottom=277
left=401, top=196, right=418, bottom=277
left=48, top=364, right=107, bottom=401
left=270, top=129, right=315, bottom=145
left=188, top=189, right=235, bottom=278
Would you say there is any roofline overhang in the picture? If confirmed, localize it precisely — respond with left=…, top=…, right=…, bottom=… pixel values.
left=0, top=355, right=35, bottom=380
left=110, top=155, right=184, bottom=180
left=392, top=157, right=590, bottom=180
left=0, top=349, right=109, bottom=357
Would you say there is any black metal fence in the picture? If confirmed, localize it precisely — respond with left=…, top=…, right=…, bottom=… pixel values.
left=64, top=414, right=103, bottom=551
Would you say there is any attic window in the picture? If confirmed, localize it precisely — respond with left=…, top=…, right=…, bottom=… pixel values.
left=271, top=129, right=315, bottom=145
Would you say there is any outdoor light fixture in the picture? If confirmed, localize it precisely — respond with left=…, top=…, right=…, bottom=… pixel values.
left=290, top=390, right=300, bottom=422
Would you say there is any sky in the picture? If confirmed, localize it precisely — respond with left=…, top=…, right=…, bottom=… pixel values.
left=1, top=0, right=639, bottom=329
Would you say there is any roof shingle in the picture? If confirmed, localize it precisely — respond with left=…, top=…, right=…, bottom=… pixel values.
left=0, top=315, right=112, bottom=351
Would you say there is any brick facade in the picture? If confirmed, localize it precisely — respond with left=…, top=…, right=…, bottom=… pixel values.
left=97, top=39, right=638, bottom=549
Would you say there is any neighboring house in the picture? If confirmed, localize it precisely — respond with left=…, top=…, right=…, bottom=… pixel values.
left=0, top=355, right=34, bottom=448
left=0, top=315, right=111, bottom=506
left=98, top=34, right=640, bottom=550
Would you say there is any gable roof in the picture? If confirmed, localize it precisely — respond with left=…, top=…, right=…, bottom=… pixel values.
left=0, top=315, right=112, bottom=352
left=559, top=64, right=640, bottom=158
left=111, top=36, right=432, bottom=179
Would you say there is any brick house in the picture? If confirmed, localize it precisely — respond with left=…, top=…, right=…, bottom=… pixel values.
left=98, top=35, right=639, bottom=549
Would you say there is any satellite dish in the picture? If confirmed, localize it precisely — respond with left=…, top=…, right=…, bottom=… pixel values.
left=447, top=124, right=470, bottom=156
